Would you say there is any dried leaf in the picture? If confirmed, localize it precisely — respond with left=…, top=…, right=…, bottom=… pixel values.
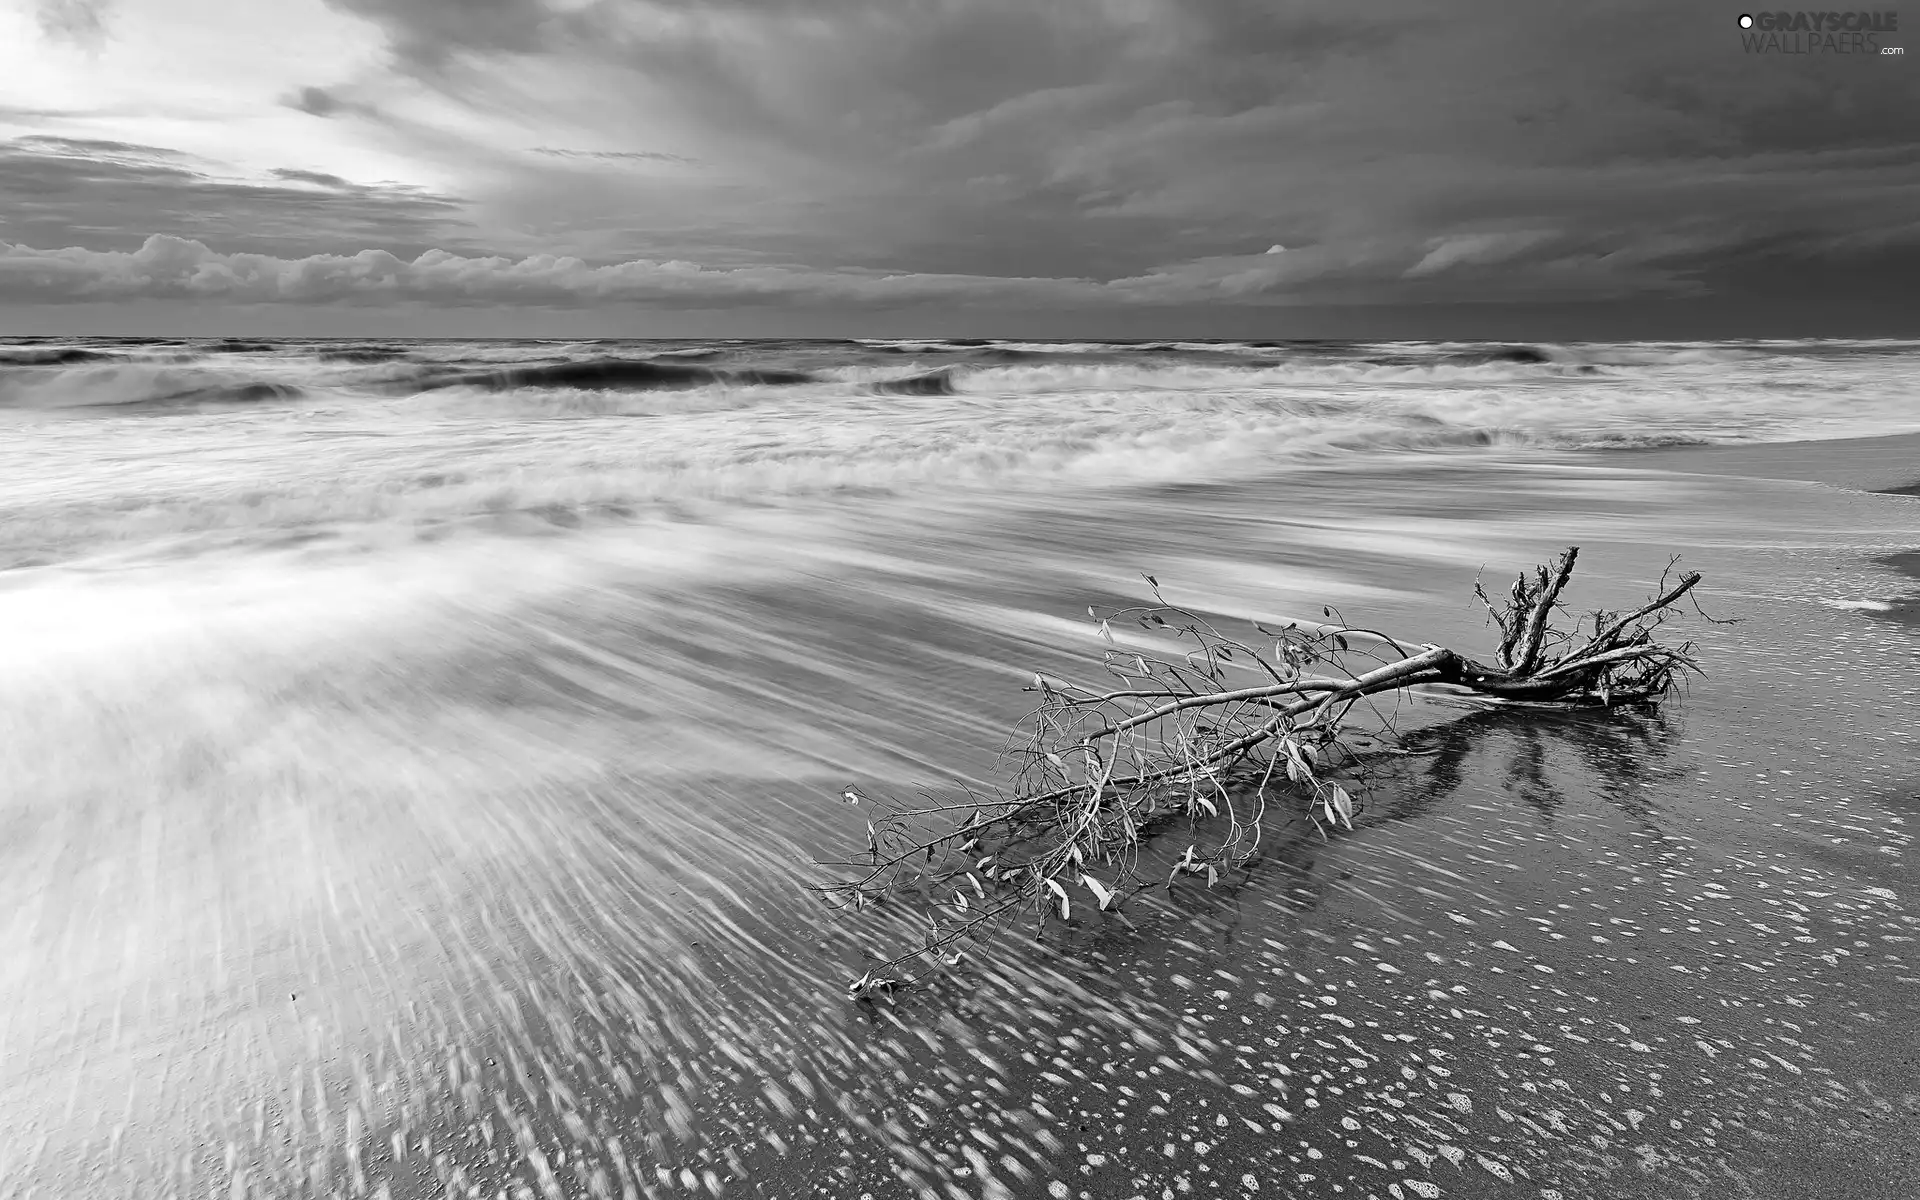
left=954, top=891, right=970, bottom=912
left=966, top=872, right=986, bottom=898
left=1082, top=874, right=1117, bottom=911
left=1206, top=864, right=1220, bottom=889
left=1045, top=877, right=1070, bottom=919
left=1328, top=784, right=1354, bottom=829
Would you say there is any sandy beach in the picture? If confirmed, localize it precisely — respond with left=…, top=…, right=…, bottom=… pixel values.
left=0, top=339, right=1915, bottom=1200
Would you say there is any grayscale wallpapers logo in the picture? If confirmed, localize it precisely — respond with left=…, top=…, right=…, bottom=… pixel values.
left=1738, top=10, right=1904, bottom=53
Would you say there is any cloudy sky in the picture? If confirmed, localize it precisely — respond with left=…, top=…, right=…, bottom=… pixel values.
left=0, top=0, right=1915, bottom=337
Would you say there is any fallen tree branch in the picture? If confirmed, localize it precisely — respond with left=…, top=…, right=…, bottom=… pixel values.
left=819, top=547, right=1709, bottom=999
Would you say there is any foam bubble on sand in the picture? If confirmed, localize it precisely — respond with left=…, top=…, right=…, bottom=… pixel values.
left=1816, top=597, right=1894, bottom=611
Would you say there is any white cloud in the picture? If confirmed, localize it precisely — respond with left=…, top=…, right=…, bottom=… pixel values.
left=0, top=234, right=1112, bottom=308
left=0, top=226, right=1749, bottom=311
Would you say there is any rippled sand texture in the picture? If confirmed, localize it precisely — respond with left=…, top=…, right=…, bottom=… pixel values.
left=0, top=337, right=1917, bottom=1199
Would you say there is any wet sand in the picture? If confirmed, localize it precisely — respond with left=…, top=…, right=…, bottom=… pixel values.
left=1868, top=552, right=1920, bottom=631
left=1606, top=430, right=1920, bottom=635
left=2, top=436, right=1917, bottom=1200
left=1604, top=430, right=1920, bottom=494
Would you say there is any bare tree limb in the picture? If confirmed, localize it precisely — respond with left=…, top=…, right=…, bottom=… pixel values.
left=820, top=546, right=1710, bottom=999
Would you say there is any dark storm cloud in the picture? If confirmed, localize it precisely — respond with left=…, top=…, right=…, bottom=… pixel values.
left=301, top=0, right=1920, bottom=310
left=8, top=0, right=1916, bottom=324
left=0, top=136, right=470, bottom=259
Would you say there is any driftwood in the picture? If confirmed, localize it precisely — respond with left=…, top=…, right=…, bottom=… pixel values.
left=821, top=547, right=1709, bottom=999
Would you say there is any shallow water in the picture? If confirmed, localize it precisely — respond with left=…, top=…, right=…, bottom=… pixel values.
left=0, top=338, right=1917, bottom=1199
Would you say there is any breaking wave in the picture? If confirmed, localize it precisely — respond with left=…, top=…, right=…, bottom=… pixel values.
left=870, top=367, right=960, bottom=396
left=2, top=335, right=1916, bottom=567
left=424, top=357, right=820, bottom=392
left=0, top=363, right=311, bottom=410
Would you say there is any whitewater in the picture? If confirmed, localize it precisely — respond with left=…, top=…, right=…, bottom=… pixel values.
left=2, top=337, right=1917, bottom=568
left=2, top=335, right=1918, bottom=1200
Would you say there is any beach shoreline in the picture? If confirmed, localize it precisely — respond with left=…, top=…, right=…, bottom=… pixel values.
left=1598, top=430, right=1920, bottom=633
left=1596, top=429, right=1920, bottom=495
left=3, top=345, right=1918, bottom=1200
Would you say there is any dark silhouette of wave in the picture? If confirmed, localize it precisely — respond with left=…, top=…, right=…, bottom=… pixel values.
left=0, top=347, right=114, bottom=366
left=319, top=346, right=412, bottom=363
left=434, top=358, right=820, bottom=392
left=871, top=367, right=959, bottom=396
left=114, top=382, right=308, bottom=410
left=1473, top=345, right=1552, bottom=364
left=1367, top=345, right=1558, bottom=369
left=964, top=347, right=1058, bottom=363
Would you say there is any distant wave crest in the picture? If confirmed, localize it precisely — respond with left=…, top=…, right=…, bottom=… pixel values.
left=0, top=347, right=115, bottom=366
left=318, top=346, right=413, bottom=364
left=430, top=357, right=820, bottom=392
left=0, top=363, right=308, bottom=410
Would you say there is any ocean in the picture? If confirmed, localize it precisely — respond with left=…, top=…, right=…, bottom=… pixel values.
left=1, top=336, right=1917, bottom=1199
